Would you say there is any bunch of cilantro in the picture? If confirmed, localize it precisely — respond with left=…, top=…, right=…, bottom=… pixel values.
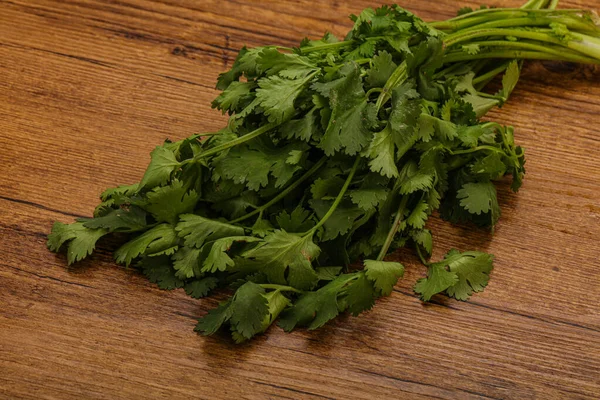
left=48, top=1, right=600, bottom=342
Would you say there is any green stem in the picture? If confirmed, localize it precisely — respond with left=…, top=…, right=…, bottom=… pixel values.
left=182, top=122, right=278, bottom=165
left=415, top=244, right=430, bottom=266
left=472, top=62, right=510, bottom=85
left=300, top=40, right=353, bottom=54
left=230, top=157, right=327, bottom=224
left=445, top=28, right=600, bottom=61
left=443, top=50, right=598, bottom=64
left=307, top=156, right=360, bottom=235
left=377, top=195, right=409, bottom=261
left=450, top=145, right=505, bottom=155
left=375, top=61, right=408, bottom=112
left=457, top=16, right=598, bottom=34
left=259, top=284, right=302, bottom=293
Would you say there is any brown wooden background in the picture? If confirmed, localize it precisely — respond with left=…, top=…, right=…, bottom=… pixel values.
left=1, top=0, right=599, bottom=399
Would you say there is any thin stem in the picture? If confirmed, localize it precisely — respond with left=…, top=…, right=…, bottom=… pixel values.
left=300, top=40, right=353, bottom=54
left=375, top=61, right=408, bottom=112
left=548, top=0, right=559, bottom=10
left=182, top=122, right=278, bottom=165
left=450, top=145, right=505, bottom=155
left=259, top=284, right=302, bottom=293
left=230, top=157, right=327, bottom=224
left=415, top=244, right=430, bottom=266
left=307, top=157, right=361, bottom=235
left=473, top=62, right=510, bottom=85
left=377, top=195, right=409, bottom=261
left=443, top=50, right=599, bottom=64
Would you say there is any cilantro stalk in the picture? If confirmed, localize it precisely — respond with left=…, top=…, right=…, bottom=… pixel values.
left=376, top=195, right=408, bottom=261
left=183, top=122, right=279, bottom=165
left=305, top=156, right=360, bottom=235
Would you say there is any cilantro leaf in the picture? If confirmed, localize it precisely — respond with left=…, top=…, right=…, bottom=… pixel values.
left=139, top=146, right=181, bottom=190
left=414, top=263, right=458, bottom=301
left=310, top=199, right=364, bottom=241
left=366, top=51, right=397, bottom=88
left=114, top=224, right=179, bottom=266
left=229, top=282, right=270, bottom=339
left=243, top=230, right=320, bottom=290
left=313, top=63, right=372, bottom=155
left=276, top=207, right=315, bottom=233
left=47, top=222, right=107, bottom=265
left=176, top=214, right=244, bottom=248
left=445, top=251, right=494, bottom=300
left=172, top=246, right=202, bottom=279
left=145, top=180, right=198, bottom=224
left=195, top=300, right=234, bottom=336
left=138, top=255, right=184, bottom=290
left=406, top=200, right=429, bottom=229
left=185, top=277, right=219, bottom=299
left=256, top=74, right=316, bottom=124
left=213, top=141, right=308, bottom=190
left=201, top=236, right=260, bottom=273
left=364, top=260, right=405, bottom=295
left=79, top=206, right=147, bottom=233
left=457, top=181, right=500, bottom=225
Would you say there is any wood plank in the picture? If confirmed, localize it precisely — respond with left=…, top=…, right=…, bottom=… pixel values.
left=1, top=0, right=599, bottom=399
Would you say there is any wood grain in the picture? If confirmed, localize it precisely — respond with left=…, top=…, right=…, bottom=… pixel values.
left=1, top=0, right=599, bottom=399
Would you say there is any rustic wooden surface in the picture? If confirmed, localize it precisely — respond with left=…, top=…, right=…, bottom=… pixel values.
left=1, top=0, right=599, bottom=398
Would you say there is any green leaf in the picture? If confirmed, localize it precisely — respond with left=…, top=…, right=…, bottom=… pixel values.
left=364, top=260, right=405, bottom=296
left=366, top=125, right=398, bottom=178
left=349, top=180, right=389, bottom=211
left=176, top=214, right=245, bottom=248
left=276, top=207, right=315, bottom=233
left=445, top=251, right=494, bottom=300
left=366, top=51, right=397, bottom=88
left=411, top=229, right=433, bottom=255
left=185, top=277, right=219, bottom=299
left=213, top=141, right=308, bottom=190
left=344, top=273, right=376, bottom=316
left=313, top=63, right=371, bottom=156
left=456, top=181, right=500, bottom=222
left=281, top=107, right=320, bottom=142
left=47, top=222, right=108, bottom=265
left=138, top=255, right=184, bottom=290
left=139, top=146, right=181, bottom=190
left=243, top=230, right=320, bottom=290
left=145, top=179, right=198, bottom=224
left=202, top=236, right=260, bottom=273
left=311, top=176, right=345, bottom=200
left=257, top=47, right=317, bottom=78
left=400, top=173, right=434, bottom=194
left=80, top=207, right=147, bottom=233
left=229, top=282, right=270, bottom=339
left=252, top=217, right=273, bottom=237
left=256, top=74, right=315, bottom=124
left=195, top=300, right=234, bottom=335
left=499, top=61, right=520, bottom=100
left=279, top=274, right=352, bottom=331
left=414, top=263, right=458, bottom=301
left=316, top=266, right=343, bottom=281
left=212, top=81, right=256, bottom=114
left=471, top=153, right=506, bottom=179
left=114, top=224, right=179, bottom=266
left=407, top=200, right=429, bottom=229
left=172, top=246, right=202, bottom=279
left=310, top=199, right=364, bottom=241
left=100, top=183, right=139, bottom=201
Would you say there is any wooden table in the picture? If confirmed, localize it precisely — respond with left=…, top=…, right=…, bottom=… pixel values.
left=1, top=1, right=599, bottom=398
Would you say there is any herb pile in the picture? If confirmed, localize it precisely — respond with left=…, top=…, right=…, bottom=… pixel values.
left=48, top=0, right=600, bottom=342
